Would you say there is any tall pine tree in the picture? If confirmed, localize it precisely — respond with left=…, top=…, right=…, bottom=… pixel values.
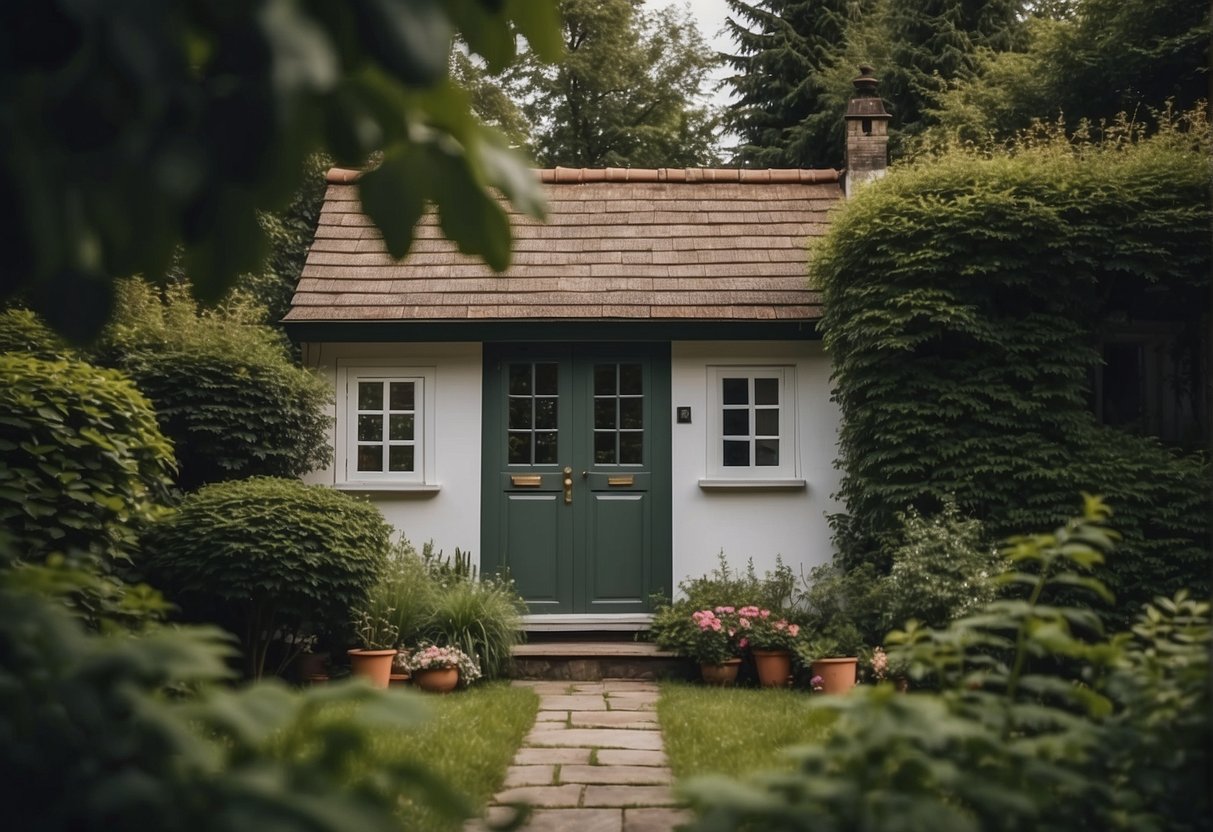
left=722, top=0, right=858, bottom=168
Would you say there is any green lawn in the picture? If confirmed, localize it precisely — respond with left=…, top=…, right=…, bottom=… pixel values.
left=657, top=681, right=836, bottom=778
left=308, top=682, right=537, bottom=832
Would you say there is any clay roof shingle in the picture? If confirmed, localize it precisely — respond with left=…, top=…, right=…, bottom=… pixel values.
left=283, top=167, right=842, bottom=325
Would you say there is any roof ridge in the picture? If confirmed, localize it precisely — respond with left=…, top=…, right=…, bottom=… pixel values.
left=325, top=166, right=840, bottom=185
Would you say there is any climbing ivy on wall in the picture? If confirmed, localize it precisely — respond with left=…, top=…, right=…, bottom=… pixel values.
left=814, top=113, right=1212, bottom=623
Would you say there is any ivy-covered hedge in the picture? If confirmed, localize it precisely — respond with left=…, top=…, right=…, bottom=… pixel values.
left=141, top=477, right=391, bottom=678
left=0, top=354, right=175, bottom=568
left=95, top=280, right=331, bottom=490
left=815, top=118, right=1211, bottom=621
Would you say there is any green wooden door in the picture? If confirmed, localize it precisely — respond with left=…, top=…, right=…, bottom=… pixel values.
left=482, top=344, right=671, bottom=615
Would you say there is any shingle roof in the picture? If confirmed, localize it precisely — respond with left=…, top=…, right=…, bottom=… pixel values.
left=283, top=167, right=842, bottom=324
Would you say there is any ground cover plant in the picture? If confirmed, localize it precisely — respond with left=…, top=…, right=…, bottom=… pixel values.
left=680, top=497, right=1212, bottom=831
left=658, top=684, right=836, bottom=778
left=815, top=112, right=1212, bottom=624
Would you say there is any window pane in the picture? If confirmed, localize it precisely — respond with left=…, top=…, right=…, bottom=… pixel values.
left=594, top=365, right=616, bottom=396
left=594, top=398, right=616, bottom=430
left=388, top=445, right=414, bottom=472
left=620, top=432, right=643, bottom=465
left=723, top=440, right=749, bottom=467
left=358, top=414, right=382, bottom=442
left=358, top=381, right=383, bottom=411
left=357, top=445, right=382, bottom=472
left=594, top=431, right=616, bottom=464
left=722, top=409, right=748, bottom=436
left=508, top=364, right=531, bottom=395
left=619, top=398, right=643, bottom=430
left=508, top=397, right=531, bottom=429
left=534, top=363, right=558, bottom=395
left=754, top=378, right=779, bottom=405
left=619, top=364, right=642, bottom=395
left=389, top=414, right=413, bottom=441
left=534, top=397, right=558, bottom=430
left=754, top=408, right=779, bottom=436
left=389, top=381, right=414, bottom=411
left=755, top=439, right=779, bottom=466
left=507, top=432, right=530, bottom=465
left=722, top=377, right=748, bottom=405
left=534, top=431, right=558, bottom=464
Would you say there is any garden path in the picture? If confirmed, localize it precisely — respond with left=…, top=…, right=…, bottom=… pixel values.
left=467, top=679, right=692, bottom=832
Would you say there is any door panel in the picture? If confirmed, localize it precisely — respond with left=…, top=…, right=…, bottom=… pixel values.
left=483, top=344, right=671, bottom=615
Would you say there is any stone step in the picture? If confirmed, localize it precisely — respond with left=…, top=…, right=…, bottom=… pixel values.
left=511, top=641, right=692, bottom=681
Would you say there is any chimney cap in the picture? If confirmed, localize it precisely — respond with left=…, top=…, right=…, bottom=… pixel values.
left=845, top=66, right=890, bottom=120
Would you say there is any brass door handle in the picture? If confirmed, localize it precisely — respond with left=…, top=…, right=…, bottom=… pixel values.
left=562, top=467, right=573, bottom=505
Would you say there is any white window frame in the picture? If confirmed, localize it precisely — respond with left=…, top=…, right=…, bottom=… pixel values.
left=336, top=362, right=438, bottom=491
left=701, top=365, right=803, bottom=488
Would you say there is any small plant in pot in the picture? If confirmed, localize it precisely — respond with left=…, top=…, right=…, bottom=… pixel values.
left=687, top=607, right=747, bottom=685
left=348, top=608, right=400, bottom=689
left=400, top=644, right=481, bottom=693
left=740, top=606, right=803, bottom=687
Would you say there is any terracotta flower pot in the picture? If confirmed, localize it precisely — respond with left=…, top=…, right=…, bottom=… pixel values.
left=811, top=656, right=858, bottom=694
left=412, top=666, right=459, bottom=693
left=752, top=649, right=793, bottom=687
left=389, top=673, right=411, bottom=687
left=347, top=648, right=398, bottom=689
left=699, top=658, right=742, bottom=686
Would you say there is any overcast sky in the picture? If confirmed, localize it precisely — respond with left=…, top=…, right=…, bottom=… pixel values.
left=650, top=0, right=737, bottom=109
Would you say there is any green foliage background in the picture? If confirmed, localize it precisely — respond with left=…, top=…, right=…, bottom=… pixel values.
left=815, top=117, right=1212, bottom=622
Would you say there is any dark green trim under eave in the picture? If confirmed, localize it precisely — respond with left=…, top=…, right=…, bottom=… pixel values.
left=283, top=319, right=821, bottom=343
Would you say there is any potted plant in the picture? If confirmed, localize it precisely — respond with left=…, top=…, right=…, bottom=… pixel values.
left=686, top=607, right=747, bottom=686
left=740, top=606, right=803, bottom=687
left=795, top=622, right=864, bottom=694
left=400, top=644, right=481, bottom=693
left=347, top=608, right=400, bottom=689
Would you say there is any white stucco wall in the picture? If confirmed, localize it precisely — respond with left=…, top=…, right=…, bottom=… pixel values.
left=670, top=341, right=842, bottom=594
left=300, top=341, right=485, bottom=567
left=301, top=339, right=842, bottom=595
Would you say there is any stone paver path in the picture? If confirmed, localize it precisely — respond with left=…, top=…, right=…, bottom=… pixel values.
left=467, top=680, right=692, bottom=832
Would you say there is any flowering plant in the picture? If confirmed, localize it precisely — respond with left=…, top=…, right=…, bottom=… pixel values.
left=398, top=644, right=482, bottom=685
left=686, top=607, right=747, bottom=664
left=738, top=606, right=804, bottom=651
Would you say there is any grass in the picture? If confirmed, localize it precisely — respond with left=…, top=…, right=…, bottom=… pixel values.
left=302, top=682, right=537, bottom=832
left=658, top=681, right=836, bottom=778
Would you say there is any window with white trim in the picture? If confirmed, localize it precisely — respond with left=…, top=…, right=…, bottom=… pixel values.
left=706, top=366, right=798, bottom=481
left=338, top=365, right=436, bottom=488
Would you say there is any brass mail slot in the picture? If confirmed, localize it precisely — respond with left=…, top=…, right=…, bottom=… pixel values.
left=511, top=475, right=542, bottom=487
left=607, top=475, right=635, bottom=487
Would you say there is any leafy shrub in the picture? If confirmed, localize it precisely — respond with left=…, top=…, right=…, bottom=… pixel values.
left=0, top=307, right=74, bottom=360
left=0, top=577, right=467, bottom=832
left=141, top=477, right=390, bottom=678
left=880, top=499, right=1003, bottom=631
left=681, top=497, right=1211, bottom=832
left=815, top=114, right=1212, bottom=624
left=793, top=562, right=875, bottom=660
left=95, top=279, right=331, bottom=490
left=0, top=354, right=174, bottom=570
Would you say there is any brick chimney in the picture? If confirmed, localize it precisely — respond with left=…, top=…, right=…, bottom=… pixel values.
left=844, top=66, right=891, bottom=197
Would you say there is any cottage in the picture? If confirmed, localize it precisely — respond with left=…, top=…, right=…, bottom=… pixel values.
left=284, top=75, right=891, bottom=630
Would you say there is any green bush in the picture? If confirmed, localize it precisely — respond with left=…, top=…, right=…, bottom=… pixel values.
left=95, top=279, right=331, bottom=490
left=815, top=114, right=1212, bottom=624
left=682, top=498, right=1211, bottom=831
left=0, top=307, right=74, bottom=360
left=0, top=354, right=174, bottom=570
left=0, top=577, right=466, bottom=832
left=367, top=540, right=525, bottom=680
left=141, top=477, right=390, bottom=678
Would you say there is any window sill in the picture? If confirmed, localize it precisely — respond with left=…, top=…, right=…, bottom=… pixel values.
left=334, top=483, right=442, bottom=494
left=698, top=478, right=807, bottom=491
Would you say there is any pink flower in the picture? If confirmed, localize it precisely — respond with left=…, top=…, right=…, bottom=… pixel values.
left=788, top=624, right=800, bottom=637
left=739, top=606, right=760, bottom=618
left=710, top=620, right=722, bottom=631
left=810, top=675, right=824, bottom=692
left=759, top=609, right=771, bottom=619
left=774, top=620, right=787, bottom=631
left=738, top=637, right=749, bottom=649
left=715, top=606, right=735, bottom=614
left=738, top=617, right=751, bottom=629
